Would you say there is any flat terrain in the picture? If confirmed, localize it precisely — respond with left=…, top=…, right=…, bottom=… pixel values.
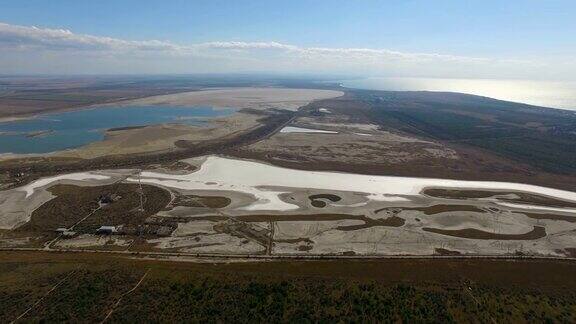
left=0, top=76, right=190, bottom=120
left=2, top=156, right=576, bottom=257
left=234, top=90, right=576, bottom=191
left=1, top=251, right=575, bottom=322
left=0, top=87, right=344, bottom=188
left=1, top=80, right=576, bottom=258
left=1, top=77, right=576, bottom=321
left=2, top=77, right=576, bottom=192
left=0, top=75, right=328, bottom=120
left=114, top=87, right=343, bottom=111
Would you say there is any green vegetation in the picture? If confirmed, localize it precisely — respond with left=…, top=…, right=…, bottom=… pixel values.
left=20, top=183, right=170, bottom=233
left=1, top=252, right=575, bottom=322
left=359, top=90, right=576, bottom=174
left=172, top=194, right=231, bottom=209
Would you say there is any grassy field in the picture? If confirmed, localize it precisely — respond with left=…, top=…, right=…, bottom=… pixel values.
left=1, top=251, right=575, bottom=322
left=357, top=90, right=576, bottom=175
left=19, top=184, right=171, bottom=234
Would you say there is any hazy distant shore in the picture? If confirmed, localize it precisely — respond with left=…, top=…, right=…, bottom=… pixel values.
left=342, top=77, right=576, bottom=111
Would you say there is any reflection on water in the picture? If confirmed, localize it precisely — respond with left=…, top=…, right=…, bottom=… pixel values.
left=0, top=105, right=235, bottom=154
left=342, top=77, right=576, bottom=110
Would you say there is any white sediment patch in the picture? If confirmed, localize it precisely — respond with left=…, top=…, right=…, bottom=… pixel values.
left=365, top=193, right=410, bottom=202
left=310, top=122, right=380, bottom=132
left=496, top=202, right=576, bottom=214
left=114, top=87, right=344, bottom=112
left=280, top=126, right=338, bottom=134
left=126, top=156, right=576, bottom=211
left=239, top=190, right=297, bottom=211
left=19, top=172, right=110, bottom=198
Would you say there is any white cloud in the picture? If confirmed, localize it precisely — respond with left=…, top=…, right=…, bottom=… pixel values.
left=0, top=22, right=482, bottom=61
left=0, top=21, right=572, bottom=79
left=0, top=22, right=185, bottom=52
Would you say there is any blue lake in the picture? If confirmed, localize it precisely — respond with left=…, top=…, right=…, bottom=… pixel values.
left=0, top=105, right=235, bottom=154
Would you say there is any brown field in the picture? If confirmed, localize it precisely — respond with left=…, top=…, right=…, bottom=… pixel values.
left=423, top=226, right=547, bottom=240
left=424, top=188, right=576, bottom=208
left=423, top=188, right=501, bottom=199
left=19, top=184, right=171, bottom=233
left=235, top=214, right=405, bottom=231
left=376, top=204, right=485, bottom=215
left=434, top=248, right=462, bottom=255
left=523, top=212, right=576, bottom=223
left=170, top=194, right=231, bottom=209
left=308, top=193, right=342, bottom=208
left=308, top=193, right=342, bottom=201
left=0, top=251, right=575, bottom=322
left=193, top=213, right=406, bottom=230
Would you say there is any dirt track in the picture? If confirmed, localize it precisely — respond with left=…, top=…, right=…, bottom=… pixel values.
left=2, top=246, right=575, bottom=262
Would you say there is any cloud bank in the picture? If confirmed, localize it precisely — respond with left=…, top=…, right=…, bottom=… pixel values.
left=0, top=22, right=572, bottom=79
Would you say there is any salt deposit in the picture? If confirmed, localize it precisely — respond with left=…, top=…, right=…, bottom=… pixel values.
left=19, top=172, right=111, bottom=198
left=127, top=156, right=576, bottom=211
left=280, top=126, right=338, bottom=134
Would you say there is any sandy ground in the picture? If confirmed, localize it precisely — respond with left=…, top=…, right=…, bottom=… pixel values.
left=55, top=112, right=261, bottom=159
left=242, top=111, right=458, bottom=165
left=112, top=87, right=344, bottom=111
left=244, top=131, right=457, bottom=165
left=148, top=233, right=265, bottom=254
left=2, top=155, right=576, bottom=256
left=0, top=116, right=31, bottom=123
left=54, top=234, right=132, bottom=248
left=280, top=126, right=338, bottom=134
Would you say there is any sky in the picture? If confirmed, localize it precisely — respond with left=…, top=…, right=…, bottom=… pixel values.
left=0, top=0, right=575, bottom=80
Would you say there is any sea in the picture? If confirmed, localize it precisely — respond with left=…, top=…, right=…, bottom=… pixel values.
left=341, top=77, right=576, bottom=111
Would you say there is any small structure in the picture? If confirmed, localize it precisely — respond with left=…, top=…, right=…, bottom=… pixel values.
left=55, top=227, right=76, bottom=238
left=98, top=193, right=121, bottom=205
left=96, top=225, right=117, bottom=235
left=61, top=231, right=77, bottom=238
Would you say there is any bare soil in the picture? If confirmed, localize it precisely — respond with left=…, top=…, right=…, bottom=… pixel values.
left=376, top=204, right=485, bottom=215
left=170, top=194, right=231, bottom=209
left=423, top=226, right=546, bottom=240
left=191, top=213, right=405, bottom=231
left=434, top=248, right=462, bottom=255
left=424, top=188, right=576, bottom=208
left=523, top=212, right=576, bottom=223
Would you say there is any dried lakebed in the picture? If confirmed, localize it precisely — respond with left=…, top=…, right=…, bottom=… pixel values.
left=1, top=155, right=576, bottom=257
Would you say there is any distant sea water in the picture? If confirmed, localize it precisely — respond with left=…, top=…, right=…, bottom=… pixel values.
left=341, top=77, right=576, bottom=111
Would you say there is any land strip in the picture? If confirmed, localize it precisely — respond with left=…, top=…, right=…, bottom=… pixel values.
left=1, top=250, right=576, bottom=322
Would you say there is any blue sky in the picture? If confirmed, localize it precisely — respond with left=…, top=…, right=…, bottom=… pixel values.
left=0, top=0, right=575, bottom=78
